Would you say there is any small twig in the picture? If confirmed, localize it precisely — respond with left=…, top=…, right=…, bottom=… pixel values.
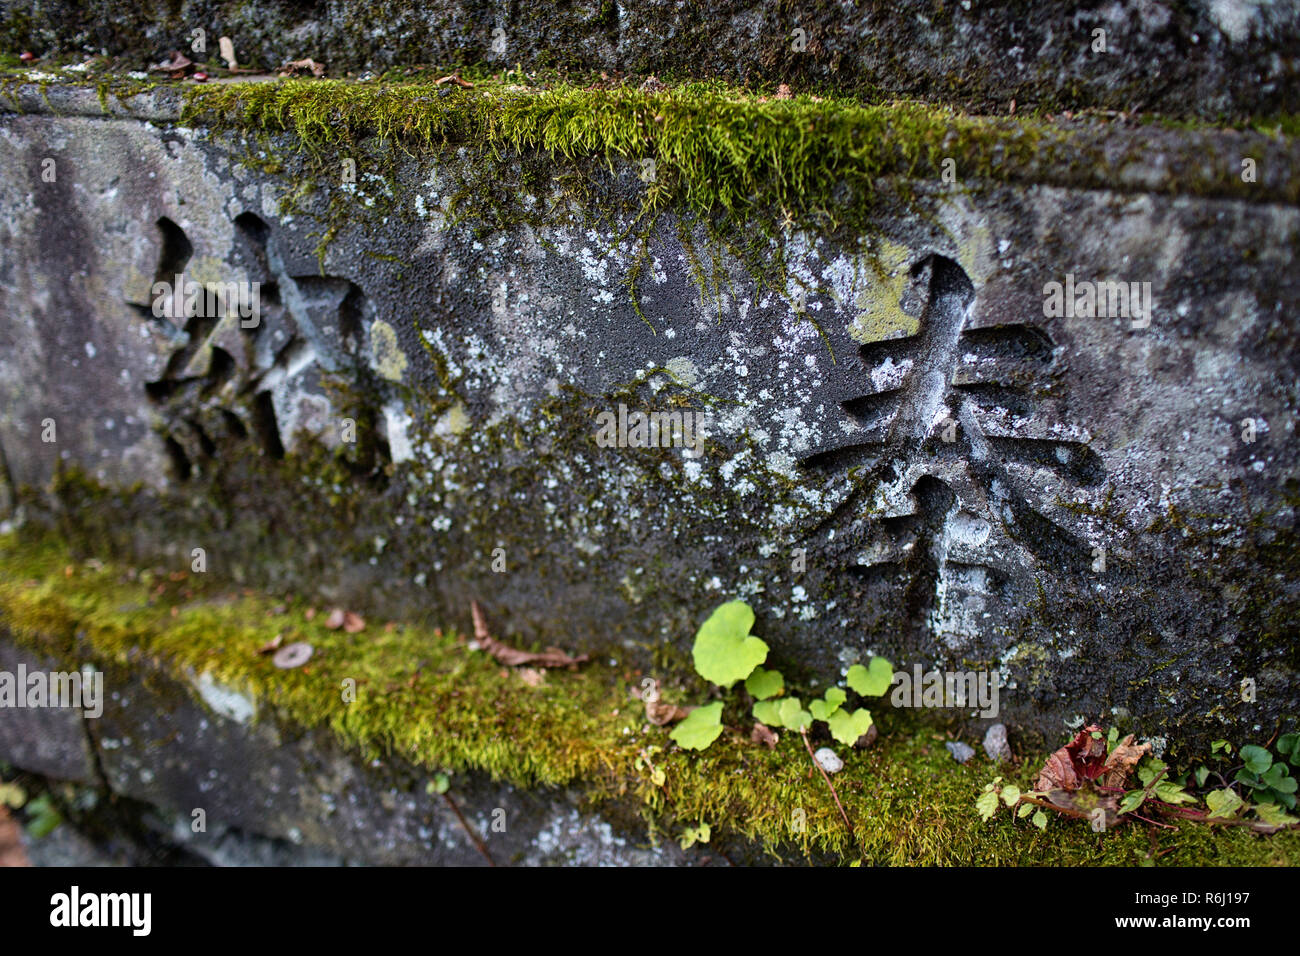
left=799, top=729, right=854, bottom=838
left=1129, top=811, right=1178, bottom=830
left=440, top=791, right=496, bottom=866
left=1018, top=794, right=1093, bottom=821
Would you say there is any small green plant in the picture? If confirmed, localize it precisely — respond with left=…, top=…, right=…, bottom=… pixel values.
left=1233, top=742, right=1298, bottom=810
left=669, top=599, right=893, bottom=752
left=21, top=792, right=61, bottom=838
left=976, top=727, right=1300, bottom=834
left=668, top=701, right=725, bottom=750
left=690, top=600, right=770, bottom=687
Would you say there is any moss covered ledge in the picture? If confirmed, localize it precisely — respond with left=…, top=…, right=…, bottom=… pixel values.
left=1, top=531, right=1296, bottom=866
left=3, top=65, right=1298, bottom=213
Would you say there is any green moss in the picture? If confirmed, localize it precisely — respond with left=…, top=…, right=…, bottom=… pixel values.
left=2, top=530, right=1296, bottom=865
left=179, top=76, right=1049, bottom=239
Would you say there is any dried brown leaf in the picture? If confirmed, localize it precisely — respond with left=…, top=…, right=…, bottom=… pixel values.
left=1035, top=748, right=1081, bottom=792
left=1099, top=735, right=1151, bottom=790
left=469, top=601, right=589, bottom=670
left=434, top=72, right=474, bottom=88
left=751, top=721, right=779, bottom=749
left=853, top=723, right=879, bottom=750
left=280, top=57, right=326, bottom=77
left=343, top=611, right=366, bottom=634
left=645, top=698, right=693, bottom=726
left=152, top=51, right=193, bottom=73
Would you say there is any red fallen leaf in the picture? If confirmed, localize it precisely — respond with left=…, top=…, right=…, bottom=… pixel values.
left=751, top=721, right=779, bottom=749
left=325, top=608, right=346, bottom=630
left=19, top=52, right=35, bottom=63
left=342, top=611, right=366, bottom=633
left=1034, top=724, right=1108, bottom=792
left=470, top=601, right=589, bottom=670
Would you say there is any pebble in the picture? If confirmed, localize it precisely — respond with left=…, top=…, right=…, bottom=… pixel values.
left=983, top=723, right=1012, bottom=763
left=192, top=72, right=208, bottom=82
left=814, top=747, right=844, bottom=774
left=945, top=741, right=976, bottom=764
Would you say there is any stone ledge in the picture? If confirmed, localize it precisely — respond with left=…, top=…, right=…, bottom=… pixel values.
left=2, top=536, right=1297, bottom=866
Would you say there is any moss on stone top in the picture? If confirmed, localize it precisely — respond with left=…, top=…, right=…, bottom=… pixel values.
left=180, top=75, right=1300, bottom=232
left=2, top=530, right=1296, bottom=865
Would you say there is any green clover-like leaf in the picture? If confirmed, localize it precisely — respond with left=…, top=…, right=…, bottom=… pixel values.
left=809, top=699, right=838, bottom=722
left=1240, top=744, right=1273, bottom=775
left=1032, top=809, right=1048, bottom=830
left=752, top=699, right=783, bottom=727
left=745, top=666, right=784, bottom=700
left=809, top=688, right=848, bottom=722
left=776, top=697, right=812, bottom=732
left=1261, top=762, right=1295, bottom=793
left=670, top=701, right=725, bottom=751
left=826, top=707, right=874, bottom=746
left=846, top=657, right=894, bottom=697
left=691, top=601, right=769, bottom=687
left=975, top=789, right=1000, bottom=821
left=1001, top=785, right=1021, bottom=807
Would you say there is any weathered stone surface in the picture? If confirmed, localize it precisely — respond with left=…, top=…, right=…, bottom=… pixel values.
left=0, top=84, right=1296, bottom=755
left=0, top=634, right=701, bottom=865
left=0, top=640, right=97, bottom=781
left=3, top=1, right=1298, bottom=119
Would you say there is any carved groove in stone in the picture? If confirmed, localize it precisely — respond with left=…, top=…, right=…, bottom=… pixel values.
left=125, top=214, right=386, bottom=480
left=800, top=253, right=1104, bottom=648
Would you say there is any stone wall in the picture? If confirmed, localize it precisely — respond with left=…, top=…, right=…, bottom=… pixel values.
left=1, top=82, right=1295, bottom=749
